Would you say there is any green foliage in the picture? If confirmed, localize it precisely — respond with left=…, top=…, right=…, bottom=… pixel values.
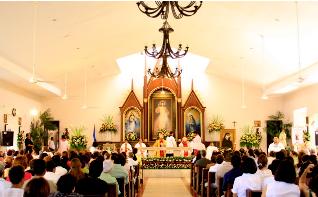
left=303, top=130, right=311, bottom=142
left=30, top=109, right=56, bottom=153
left=267, top=111, right=292, bottom=139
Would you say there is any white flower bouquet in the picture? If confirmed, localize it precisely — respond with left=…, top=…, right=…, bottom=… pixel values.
left=208, top=115, right=225, bottom=132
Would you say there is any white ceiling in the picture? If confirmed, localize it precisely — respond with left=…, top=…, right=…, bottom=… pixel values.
left=1, top=1, right=318, bottom=97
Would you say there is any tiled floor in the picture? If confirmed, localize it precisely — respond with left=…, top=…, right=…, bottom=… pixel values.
left=141, top=177, right=192, bottom=197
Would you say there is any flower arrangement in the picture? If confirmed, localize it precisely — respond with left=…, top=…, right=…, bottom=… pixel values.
left=126, top=132, right=138, bottom=141
left=156, top=128, right=170, bottom=139
left=99, top=115, right=117, bottom=133
left=208, top=115, right=225, bottom=133
left=70, top=127, right=88, bottom=151
left=303, top=130, right=310, bottom=142
left=142, top=156, right=193, bottom=169
left=239, top=125, right=261, bottom=148
left=187, top=131, right=196, bottom=141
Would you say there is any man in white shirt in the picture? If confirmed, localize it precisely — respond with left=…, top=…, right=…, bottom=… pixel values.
left=126, top=152, right=138, bottom=171
left=3, top=165, right=24, bottom=197
left=166, top=132, right=177, bottom=157
left=120, top=140, right=132, bottom=154
left=48, top=137, right=55, bottom=151
left=215, top=151, right=233, bottom=187
left=51, top=155, right=67, bottom=176
left=134, top=139, right=147, bottom=158
left=43, top=160, right=61, bottom=184
left=268, top=137, right=285, bottom=153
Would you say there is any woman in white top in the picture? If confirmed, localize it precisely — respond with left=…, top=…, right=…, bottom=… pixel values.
left=262, top=159, right=300, bottom=197
left=256, top=154, right=273, bottom=189
left=232, top=157, right=262, bottom=197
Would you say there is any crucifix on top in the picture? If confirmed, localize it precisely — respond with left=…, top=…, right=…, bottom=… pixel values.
left=232, top=121, right=237, bottom=128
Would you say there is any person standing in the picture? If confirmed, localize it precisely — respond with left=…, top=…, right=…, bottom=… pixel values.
left=153, top=132, right=166, bottom=157
left=48, top=137, right=55, bottom=152
left=24, top=133, right=33, bottom=154
left=58, top=135, right=69, bottom=153
left=134, top=138, right=147, bottom=158
left=166, top=132, right=177, bottom=157
left=120, top=140, right=132, bottom=154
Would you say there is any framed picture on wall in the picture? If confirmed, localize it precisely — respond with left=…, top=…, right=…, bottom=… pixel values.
left=123, top=107, right=141, bottom=141
left=220, top=129, right=236, bottom=149
left=152, top=98, right=173, bottom=139
left=254, top=120, right=261, bottom=128
left=184, top=107, right=202, bottom=138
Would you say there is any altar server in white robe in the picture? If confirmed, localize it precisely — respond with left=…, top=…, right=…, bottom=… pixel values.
left=190, top=132, right=206, bottom=155
left=206, top=142, right=218, bottom=159
left=120, top=140, right=132, bottom=154
left=166, top=131, right=177, bottom=157
left=134, top=138, right=147, bottom=158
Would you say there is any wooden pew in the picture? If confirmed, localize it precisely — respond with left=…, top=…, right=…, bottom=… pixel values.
left=129, top=166, right=134, bottom=197
left=193, top=165, right=199, bottom=192
left=107, top=183, right=118, bottom=197
left=217, top=177, right=223, bottom=197
left=134, top=165, right=140, bottom=193
left=246, top=189, right=262, bottom=197
left=195, top=166, right=203, bottom=195
left=116, top=177, right=125, bottom=197
left=224, top=183, right=233, bottom=197
left=190, top=163, right=194, bottom=188
left=206, top=171, right=216, bottom=197
left=201, top=168, right=209, bottom=197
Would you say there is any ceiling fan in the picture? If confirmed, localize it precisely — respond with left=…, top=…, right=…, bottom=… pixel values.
left=81, top=67, right=100, bottom=110
left=29, top=3, right=53, bottom=84
left=295, top=2, right=305, bottom=84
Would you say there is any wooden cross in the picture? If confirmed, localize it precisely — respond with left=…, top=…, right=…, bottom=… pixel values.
left=232, top=121, right=237, bottom=128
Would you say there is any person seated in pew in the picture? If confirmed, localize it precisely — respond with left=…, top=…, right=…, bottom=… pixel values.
left=109, top=153, right=129, bottom=183
left=222, top=154, right=242, bottom=192
left=232, top=157, right=262, bottom=197
left=196, top=150, right=211, bottom=168
left=75, top=159, right=108, bottom=197
left=215, top=150, right=233, bottom=188
left=262, top=159, right=300, bottom=197
left=48, top=174, right=82, bottom=197
left=99, top=157, right=121, bottom=195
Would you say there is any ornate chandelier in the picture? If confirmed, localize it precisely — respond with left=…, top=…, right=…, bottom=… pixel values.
left=145, top=20, right=188, bottom=78
left=136, top=1, right=203, bottom=20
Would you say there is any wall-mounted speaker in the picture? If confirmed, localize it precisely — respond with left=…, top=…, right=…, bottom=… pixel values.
left=1, top=131, right=14, bottom=146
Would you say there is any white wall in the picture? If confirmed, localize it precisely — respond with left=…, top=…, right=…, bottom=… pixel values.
left=0, top=83, right=42, bottom=149
left=283, top=84, right=318, bottom=147
left=44, top=72, right=283, bottom=151
left=283, top=84, right=318, bottom=120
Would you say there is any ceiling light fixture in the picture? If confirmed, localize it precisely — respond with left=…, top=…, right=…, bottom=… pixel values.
left=240, top=57, right=247, bottom=109
left=260, top=34, right=268, bottom=100
left=295, top=2, right=304, bottom=84
left=136, top=1, right=203, bottom=20
left=145, top=20, right=188, bottom=78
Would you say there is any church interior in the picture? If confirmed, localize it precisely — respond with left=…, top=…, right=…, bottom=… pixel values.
left=0, top=1, right=318, bottom=197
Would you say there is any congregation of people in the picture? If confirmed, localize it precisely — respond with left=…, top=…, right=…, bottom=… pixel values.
left=191, top=141, right=318, bottom=197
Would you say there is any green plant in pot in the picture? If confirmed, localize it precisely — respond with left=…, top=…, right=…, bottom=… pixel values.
left=30, top=109, right=57, bottom=153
